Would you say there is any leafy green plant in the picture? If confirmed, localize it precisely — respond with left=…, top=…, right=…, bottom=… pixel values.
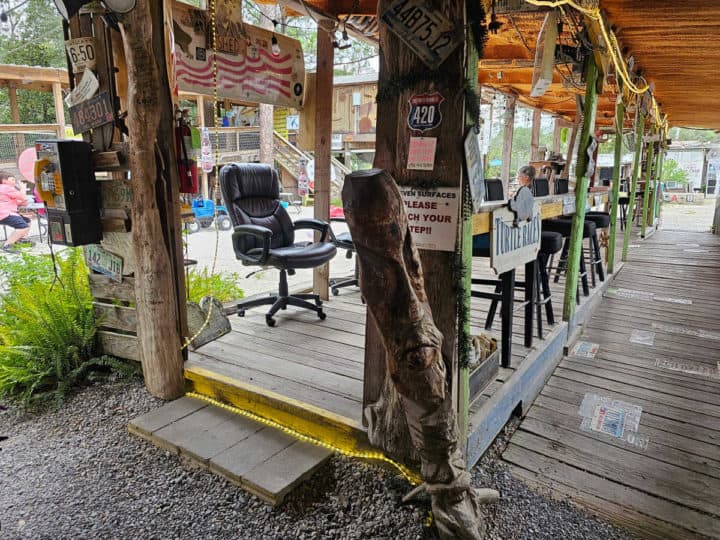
left=186, top=267, right=244, bottom=304
left=0, top=249, right=135, bottom=407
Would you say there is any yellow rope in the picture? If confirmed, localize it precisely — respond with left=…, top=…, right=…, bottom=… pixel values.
left=524, top=0, right=667, bottom=129
left=185, top=391, right=422, bottom=486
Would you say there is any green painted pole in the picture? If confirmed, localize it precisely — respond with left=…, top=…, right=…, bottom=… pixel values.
left=622, top=110, right=645, bottom=261
left=651, top=129, right=664, bottom=223
left=641, top=125, right=656, bottom=238
left=655, top=134, right=666, bottom=220
left=607, top=92, right=624, bottom=275
left=562, top=55, right=598, bottom=323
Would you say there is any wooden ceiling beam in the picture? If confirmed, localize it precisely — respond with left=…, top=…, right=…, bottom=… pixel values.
left=286, top=0, right=378, bottom=16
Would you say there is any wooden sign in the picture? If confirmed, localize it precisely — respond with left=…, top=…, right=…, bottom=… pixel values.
left=562, top=195, right=576, bottom=215
left=65, top=37, right=97, bottom=73
left=69, top=92, right=114, bottom=134
left=464, top=129, right=485, bottom=213
left=490, top=204, right=541, bottom=275
left=173, top=2, right=305, bottom=108
left=381, top=0, right=462, bottom=69
left=84, top=244, right=123, bottom=283
left=399, top=186, right=460, bottom=251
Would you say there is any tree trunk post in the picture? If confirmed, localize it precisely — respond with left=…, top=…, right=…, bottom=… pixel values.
left=622, top=109, right=645, bottom=261
left=312, top=19, right=334, bottom=300
left=500, top=95, right=516, bottom=193
left=562, top=54, right=598, bottom=323
left=641, top=124, right=656, bottom=238
left=530, top=108, right=541, bottom=161
left=258, top=3, right=275, bottom=165
left=119, top=0, right=185, bottom=399
left=607, top=90, right=624, bottom=275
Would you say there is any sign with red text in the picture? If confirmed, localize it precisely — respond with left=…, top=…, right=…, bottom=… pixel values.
left=399, top=186, right=459, bottom=252
left=407, top=137, right=437, bottom=171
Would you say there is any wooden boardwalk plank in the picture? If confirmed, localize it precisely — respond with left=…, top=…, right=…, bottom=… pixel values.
left=504, top=229, right=720, bottom=539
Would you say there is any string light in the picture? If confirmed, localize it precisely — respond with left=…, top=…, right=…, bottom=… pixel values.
left=186, top=392, right=422, bottom=486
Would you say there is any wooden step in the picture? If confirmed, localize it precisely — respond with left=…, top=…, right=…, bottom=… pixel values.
left=129, top=396, right=332, bottom=505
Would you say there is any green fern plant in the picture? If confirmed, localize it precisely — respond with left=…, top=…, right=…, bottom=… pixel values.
left=0, top=249, right=135, bottom=406
left=186, top=267, right=244, bottom=303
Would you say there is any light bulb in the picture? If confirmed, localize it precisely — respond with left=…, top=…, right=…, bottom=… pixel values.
left=271, top=35, right=280, bottom=56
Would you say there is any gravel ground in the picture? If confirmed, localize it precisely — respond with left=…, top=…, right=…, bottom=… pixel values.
left=1, top=380, right=634, bottom=540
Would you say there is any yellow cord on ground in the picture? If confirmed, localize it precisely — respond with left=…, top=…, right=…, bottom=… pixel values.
left=186, top=391, right=422, bottom=486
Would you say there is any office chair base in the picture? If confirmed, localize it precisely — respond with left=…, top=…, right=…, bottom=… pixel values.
left=236, top=271, right=325, bottom=326
left=330, top=277, right=359, bottom=296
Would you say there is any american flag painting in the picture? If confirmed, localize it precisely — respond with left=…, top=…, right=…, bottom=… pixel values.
left=173, top=18, right=305, bottom=109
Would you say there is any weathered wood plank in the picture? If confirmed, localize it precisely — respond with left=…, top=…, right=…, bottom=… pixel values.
left=88, top=273, right=136, bottom=302
left=94, top=302, right=137, bottom=333
left=128, top=396, right=206, bottom=436
left=97, top=330, right=140, bottom=361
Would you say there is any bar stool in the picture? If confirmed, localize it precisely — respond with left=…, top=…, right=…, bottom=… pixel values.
left=485, top=230, right=563, bottom=340
left=583, top=211, right=610, bottom=282
left=543, top=217, right=597, bottom=296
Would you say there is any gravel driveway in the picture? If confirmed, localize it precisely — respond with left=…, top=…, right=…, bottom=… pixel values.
left=0, top=380, right=634, bottom=539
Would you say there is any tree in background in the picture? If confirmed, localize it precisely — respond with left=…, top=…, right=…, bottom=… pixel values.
left=0, top=0, right=65, bottom=124
left=485, top=126, right=554, bottom=179
left=661, top=158, right=689, bottom=185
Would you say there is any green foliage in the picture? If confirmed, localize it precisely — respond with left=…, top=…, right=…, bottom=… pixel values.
left=0, top=0, right=67, bottom=125
left=485, top=125, right=554, bottom=179
left=186, top=267, right=244, bottom=304
left=0, top=249, right=135, bottom=407
left=661, top=158, right=690, bottom=184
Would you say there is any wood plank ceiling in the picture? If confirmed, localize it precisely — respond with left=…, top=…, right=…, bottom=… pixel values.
left=277, top=1, right=720, bottom=130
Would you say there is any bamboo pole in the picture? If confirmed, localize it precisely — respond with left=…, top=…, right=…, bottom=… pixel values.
left=641, top=125, right=656, bottom=238
left=607, top=92, right=624, bottom=275
left=622, top=110, right=645, bottom=262
left=562, top=55, right=598, bottom=323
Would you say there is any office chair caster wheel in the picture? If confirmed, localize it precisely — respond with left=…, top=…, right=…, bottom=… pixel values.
left=318, top=310, right=326, bottom=320
left=238, top=310, right=245, bottom=317
left=266, top=315, right=276, bottom=327
left=331, top=288, right=339, bottom=296
left=315, top=298, right=323, bottom=306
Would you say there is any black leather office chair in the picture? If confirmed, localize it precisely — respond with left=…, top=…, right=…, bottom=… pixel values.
left=554, top=177, right=569, bottom=194
left=533, top=177, right=550, bottom=197
left=485, top=178, right=505, bottom=202
left=220, top=163, right=337, bottom=327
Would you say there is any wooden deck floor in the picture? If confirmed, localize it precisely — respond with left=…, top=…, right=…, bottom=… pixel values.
left=503, top=230, right=720, bottom=539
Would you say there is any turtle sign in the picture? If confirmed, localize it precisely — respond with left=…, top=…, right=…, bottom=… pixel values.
left=407, top=92, right=443, bottom=132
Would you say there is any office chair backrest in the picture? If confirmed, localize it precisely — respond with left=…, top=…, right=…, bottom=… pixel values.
left=533, top=176, right=550, bottom=197
left=555, top=177, right=569, bottom=194
left=220, top=163, right=295, bottom=252
left=485, top=178, right=505, bottom=201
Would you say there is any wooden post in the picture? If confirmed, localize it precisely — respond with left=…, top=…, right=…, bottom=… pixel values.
left=562, top=124, right=578, bottom=179
left=552, top=117, right=562, bottom=154
left=52, top=82, right=66, bottom=132
left=119, top=0, right=185, bottom=399
left=197, top=94, right=209, bottom=199
left=654, top=134, right=665, bottom=221
left=641, top=124, right=656, bottom=238
left=530, top=108, right=541, bottom=161
left=607, top=92, right=624, bottom=275
left=714, top=187, right=720, bottom=235
left=258, top=2, right=274, bottom=165
left=8, top=84, right=22, bottom=157
left=650, top=130, right=664, bottom=223
left=501, top=95, right=516, bottom=194
left=562, top=55, right=598, bottom=323
left=312, top=20, right=334, bottom=300
left=622, top=110, right=645, bottom=262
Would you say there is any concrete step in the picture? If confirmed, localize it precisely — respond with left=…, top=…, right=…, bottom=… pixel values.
left=129, top=396, right=332, bottom=505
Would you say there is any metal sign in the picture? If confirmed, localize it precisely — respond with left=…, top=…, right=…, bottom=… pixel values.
left=407, top=92, right=443, bottom=132
left=381, top=0, right=462, bottom=69
left=65, top=37, right=97, bottom=73
left=490, top=204, right=541, bottom=275
left=69, top=92, right=114, bottom=134
left=464, top=129, right=485, bottom=213
left=84, top=244, right=123, bottom=283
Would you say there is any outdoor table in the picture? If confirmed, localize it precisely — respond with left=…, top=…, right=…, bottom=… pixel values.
left=18, top=202, right=46, bottom=243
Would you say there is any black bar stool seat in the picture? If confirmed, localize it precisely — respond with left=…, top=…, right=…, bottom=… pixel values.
left=543, top=217, right=598, bottom=295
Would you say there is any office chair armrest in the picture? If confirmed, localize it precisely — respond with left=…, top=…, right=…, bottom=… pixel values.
left=293, top=218, right=331, bottom=242
left=232, top=224, right=272, bottom=265
left=330, top=217, right=346, bottom=222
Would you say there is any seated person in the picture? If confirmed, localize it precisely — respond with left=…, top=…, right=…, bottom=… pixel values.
left=0, top=170, right=31, bottom=252
left=517, top=165, right=536, bottom=193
